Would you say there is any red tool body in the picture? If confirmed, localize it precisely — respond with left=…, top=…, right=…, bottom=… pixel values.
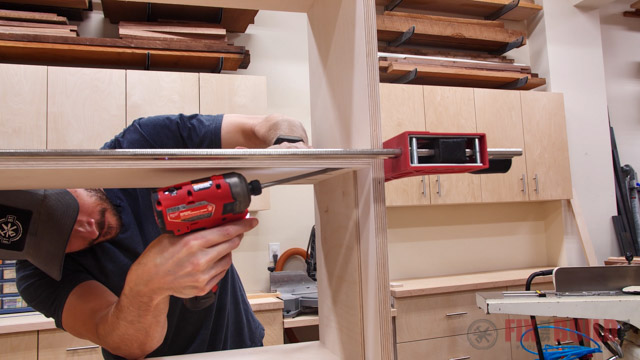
left=383, top=131, right=489, bottom=181
left=152, top=173, right=261, bottom=309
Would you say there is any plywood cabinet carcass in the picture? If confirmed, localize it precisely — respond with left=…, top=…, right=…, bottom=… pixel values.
left=0, top=331, right=37, bottom=360
left=38, top=329, right=102, bottom=360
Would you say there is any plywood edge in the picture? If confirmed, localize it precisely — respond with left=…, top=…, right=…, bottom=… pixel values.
left=151, top=341, right=339, bottom=360
left=248, top=297, right=283, bottom=312
left=283, top=314, right=319, bottom=328
left=0, top=312, right=55, bottom=334
left=390, top=267, right=555, bottom=298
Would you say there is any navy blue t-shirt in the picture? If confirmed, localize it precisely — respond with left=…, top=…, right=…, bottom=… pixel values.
left=16, top=114, right=264, bottom=359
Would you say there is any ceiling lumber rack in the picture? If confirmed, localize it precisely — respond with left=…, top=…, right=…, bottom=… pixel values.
left=377, top=0, right=542, bottom=21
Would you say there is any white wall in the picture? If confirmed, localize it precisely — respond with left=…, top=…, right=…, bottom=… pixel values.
left=527, top=0, right=619, bottom=264
left=600, top=0, right=640, bottom=174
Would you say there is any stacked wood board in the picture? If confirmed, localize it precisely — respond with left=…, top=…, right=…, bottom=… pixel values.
left=376, top=8, right=546, bottom=90
left=375, top=0, right=542, bottom=21
left=102, top=0, right=258, bottom=33
left=0, top=0, right=88, bottom=9
left=0, top=8, right=250, bottom=72
left=624, top=1, right=640, bottom=18
left=379, top=54, right=545, bottom=89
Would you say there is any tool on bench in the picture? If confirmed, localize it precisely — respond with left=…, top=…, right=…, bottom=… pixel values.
left=152, top=132, right=522, bottom=310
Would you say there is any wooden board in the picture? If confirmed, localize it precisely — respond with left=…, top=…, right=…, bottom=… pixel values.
left=102, top=0, right=258, bottom=33
left=0, top=25, right=76, bottom=37
left=118, top=21, right=227, bottom=41
left=382, top=10, right=506, bottom=28
left=0, top=9, right=68, bottom=24
left=378, top=45, right=515, bottom=63
left=380, top=60, right=545, bottom=90
left=377, top=13, right=526, bottom=52
left=375, top=0, right=543, bottom=21
left=0, top=0, right=88, bottom=9
left=632, top=0, right=640, bottom=9
left=623, top=10, right=640, bottom=18
left=0, top=39, right=248, bottom=72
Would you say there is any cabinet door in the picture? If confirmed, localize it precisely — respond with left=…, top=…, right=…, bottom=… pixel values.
left=521, top=92, right=572, bottom=200
left=39, top=329, right=102, bottom=360
left=0, top=64, right=47, bottom=149
left=475, top=88, right=528, bottom=202
left=48, top=67, right=126, bottom=149
left=126, top=70, right=199, bottom=125
left=423, top=86, right=481, bottom=204
left=0, top=331, right=37, bottom=360
left=380, top=83, right=429, bottom=206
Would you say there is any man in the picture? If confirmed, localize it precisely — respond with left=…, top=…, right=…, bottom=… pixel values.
left=12, top=113, right=309, bottom=359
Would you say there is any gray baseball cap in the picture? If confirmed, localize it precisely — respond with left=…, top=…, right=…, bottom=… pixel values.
left=0, top=190, right=79, bottom=281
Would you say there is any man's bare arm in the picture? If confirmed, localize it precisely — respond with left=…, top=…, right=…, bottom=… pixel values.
left=61, top=218, right=258, bottom=359
left=220, top=114, right=309, bottom=148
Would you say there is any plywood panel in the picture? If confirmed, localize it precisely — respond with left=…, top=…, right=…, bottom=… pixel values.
left=253, top=309, right=284, bottom=346
left=48, top=67, right=126, bottom=149
left=521, top=92, right=573, bottom=200
left=395, top=287, right=508, bottom=342
left=200, top=73, right=270, bottom=211
left=38, top=329, right=102, bottom=360
left=126, top=70, right=199, bottom=125
left=396, top=329, right=511, bottom=360
left=423, top=86, right=481, bottom=204
left=379, top=83, right=429, bottom=206
left=474, top=88, right=528, bottom=202
left=0, top=331, right=37, bottom=360
left=0, top=64, right=46, bottom=149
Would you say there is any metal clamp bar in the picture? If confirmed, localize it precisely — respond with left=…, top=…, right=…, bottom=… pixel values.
left=449, top=356, right=471, bottom=360
left=410, top=136, right=419, bottom=165
left=445, top=311, right=468, bottom=317
left=485, top=0, right=521, bottom=21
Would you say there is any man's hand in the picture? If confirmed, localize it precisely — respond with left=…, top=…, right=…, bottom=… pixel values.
left=125, top=217, right=259, bottom=301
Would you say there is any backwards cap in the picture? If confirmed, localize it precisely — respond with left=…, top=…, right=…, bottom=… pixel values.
left=0, top=190, right=79, bottom=280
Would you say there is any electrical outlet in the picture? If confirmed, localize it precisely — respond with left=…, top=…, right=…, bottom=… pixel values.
left=268, top=243, right=280, bottom=262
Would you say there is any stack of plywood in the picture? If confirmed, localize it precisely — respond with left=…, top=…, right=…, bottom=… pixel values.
left=624, top=1, right=640, bottom=18
left=102, top=0, right=258, bottom=33
left=118, top=21, right=227, bottom=42
left=376, top=2, right=546, bottom=90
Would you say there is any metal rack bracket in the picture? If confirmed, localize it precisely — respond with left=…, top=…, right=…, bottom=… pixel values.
left=388, top=26, right=415, bottom=47
left=391, top=68, right=417, bottom=84
left=384, top=0, right=404, bottom=12
left=499, top=76, right=528, bottom=90
left=485, top=0, right=521, bottom=21
left=490, top=35, right=524, bottom=55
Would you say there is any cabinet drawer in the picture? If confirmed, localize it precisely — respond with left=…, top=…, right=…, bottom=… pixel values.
left=395, top=288, right=508, bottom=343
left=397, top=329, right=511, bottom=360
left=0, top=331, right=38, bottom=360
left=39, top=329, right=102, bottom=360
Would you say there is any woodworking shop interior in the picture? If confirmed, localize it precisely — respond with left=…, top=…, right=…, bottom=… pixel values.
left=0, top=0, right=639, bottom=359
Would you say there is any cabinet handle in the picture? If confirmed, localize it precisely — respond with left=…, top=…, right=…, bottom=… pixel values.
left=534, top=174, right=539, bottom=194
left=521, top=174, right=527, bottom=194
left=449, top=356, right=471, bottom=360
left=421, top=176, right=427, bottom=197
left=436, top=175, right=441, bottom=197
left=445, top=311, right=468, bottom=317
left=66, top=345, right=100, bottom=351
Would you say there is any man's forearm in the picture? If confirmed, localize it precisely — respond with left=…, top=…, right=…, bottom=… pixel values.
left=221, top=114, right=309, bottom=148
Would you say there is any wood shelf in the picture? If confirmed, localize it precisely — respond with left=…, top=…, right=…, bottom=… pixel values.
left=390, top=267, right=555, bottom=298
left=375, top=0, right=543, bottom=21
left=0, top=33, right=250, bottom=72
left=0, top=0, right=88, bottom=10
left=102, top=0, right=258, bottom=33
left=379, top=59, right=546, bottom=90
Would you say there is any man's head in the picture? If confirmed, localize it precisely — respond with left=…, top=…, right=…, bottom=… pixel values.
left=0, top=189, right=122, bottom=280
